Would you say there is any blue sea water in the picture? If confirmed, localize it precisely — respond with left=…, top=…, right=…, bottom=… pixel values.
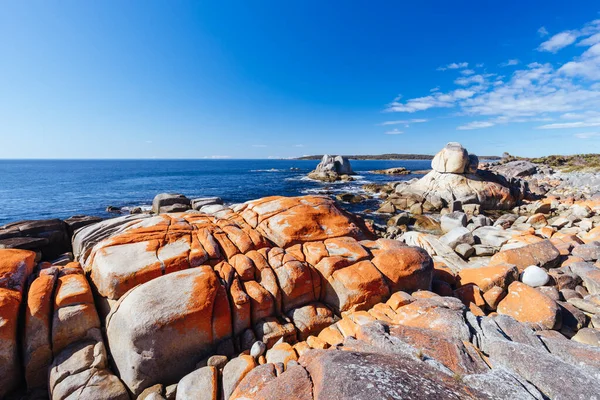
left=0, top=159, right=431, bottom=225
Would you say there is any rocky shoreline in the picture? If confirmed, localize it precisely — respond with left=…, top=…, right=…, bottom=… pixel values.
left=1, top=142, right=600, bottom=399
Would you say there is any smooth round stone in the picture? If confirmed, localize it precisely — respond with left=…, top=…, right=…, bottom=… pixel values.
left=250, top=341, right=266, bottom=358
left=521, top=265, right=549, bottom=287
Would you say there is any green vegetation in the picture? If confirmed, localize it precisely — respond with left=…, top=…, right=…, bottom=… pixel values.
left=529, top=154, right=600, bottom=172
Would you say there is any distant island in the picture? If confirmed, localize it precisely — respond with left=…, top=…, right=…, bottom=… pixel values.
left=297, top=153, right=501, bottom=160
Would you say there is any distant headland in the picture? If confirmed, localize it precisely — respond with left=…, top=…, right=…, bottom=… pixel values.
left=297, top=153, right=502, bottom=160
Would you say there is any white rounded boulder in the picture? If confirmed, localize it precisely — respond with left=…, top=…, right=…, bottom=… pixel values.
left=431, top=142, right=470, bottom=174
left=521, top=265, right=549, bottom=287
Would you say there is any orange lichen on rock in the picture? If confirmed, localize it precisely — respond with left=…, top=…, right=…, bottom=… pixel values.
left=0, top=249, right=37, bottom=398
left=457, top=264, right=518, bottom=292
left=497, top=281, right=562, bottom=330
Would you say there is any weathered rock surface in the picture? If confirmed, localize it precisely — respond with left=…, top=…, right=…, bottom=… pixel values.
left=0, top=219, right=71, bottom=260
left=308, top=155, right=354, bottom=182
left=0, top=249, right=36, bottom=397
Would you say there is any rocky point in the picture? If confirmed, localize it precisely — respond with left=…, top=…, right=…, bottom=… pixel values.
left=1, top=142, right=600, bottom=399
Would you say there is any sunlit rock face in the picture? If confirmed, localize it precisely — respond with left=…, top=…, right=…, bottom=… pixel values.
left=70, top=195, right=433, bottom=394
left=395, top=142, right=520, bottom=211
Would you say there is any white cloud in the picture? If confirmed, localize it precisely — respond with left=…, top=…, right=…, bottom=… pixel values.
left=574, top=132, right=600, bottom=139
left=386, top=18, right=600, bottom=132
left=537, top=120, right=600, bottom=129
left=456, top=121, right=495, bottom=130
left=559, top=43, right=600, bottom=80
left=538, top=31, right=578, bottom=53
left=203, top=155, right=231, bottom=159
left=538, top=26, right=549, bottom=37
left=379, top=119, right=428, bottom=125
left=454, top=74, right=485, bottom=86
left=252, top=144, right=267, bottom=147
left=437, top=62, right=468, bottom=71
left=386, top=88, right=476, bottom=113
left=578, top=33, right=600, bottom=46
left=500, top=59, right=520, bottom=67
left=384, top=129, right=404, bottom=135
left=294, top=144, right=304, bottom=147
left=145, top=140, right=153, bottom=144
left=461, top=69, right=475, bottom=76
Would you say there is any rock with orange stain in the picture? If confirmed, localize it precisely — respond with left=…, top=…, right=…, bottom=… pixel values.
left=0, top=248, right=36, bottom=292
left=51, top=272, right=101, bottom=356
left=106, top=266, right=232, bottom=395
left=222, top=354, right=257, bottom=400
left=238, top=195, right=374, bottom=247
left=458, top=264, right=519, bottom=292
left=356, top=322, right=489, bottom=375
left=231, top=364, right=312, bottom=400
left=48, top=339, right=129, bottom=400
left=265, top=342, right=298, bottom=366
left=176, top=366, right=218, bottom=400
left=489, top=240, right=561, bottom=272
left=287, top=302, right=335, bottom=341
left=454, top=284, right=486, bottom=308
left=24, top=268, right=58, bottom=390
left=370, top=246, right=433, bottom=293
left=580, top=226, right=600, bottom=244
left=0, top=249, right=36, bottom=397
left=254, top=317, right=297, bottom=348
left=393, top=296, right=471, bottom=341
left=319, top=259, right=389, bottom=313
left=497, top=282, right=562, bottom=330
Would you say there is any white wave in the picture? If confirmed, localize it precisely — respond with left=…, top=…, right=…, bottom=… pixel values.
left=250, top=169, right=284, bottom=172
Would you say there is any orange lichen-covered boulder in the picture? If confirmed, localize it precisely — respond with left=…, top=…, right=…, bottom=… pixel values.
left=457, top=264, right=519, bottom=292
left=489, top=240, right=560, bottom=272
left=0, top=249, right=36, bottom=398
left=106, top=266, right=232, bottom=395
left=238, top=195, right=374, bottom=247
left=371, top=246, right=433, bottom=293
left=52, top=269, right=101, bottom=356
left=24, top=268, right=58, bottom=390
left=497, top=282, right=562, bottom=330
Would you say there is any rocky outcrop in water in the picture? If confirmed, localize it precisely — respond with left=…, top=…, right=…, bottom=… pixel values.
left=307, top=155, right=355, bottom=182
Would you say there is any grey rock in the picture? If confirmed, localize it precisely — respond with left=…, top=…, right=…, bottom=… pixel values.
left=463, top=367, right=544, bottom=400
left=250, top=341, right=267, bottom=358
left=300, top=349, right=489, bottom=399
left=439, top=227, right=474, bottom=250
left=455, top=243, right=474, bottom=259
left=473, top=226, right=513, bottom=248
left=191, top=197, right=223, bottom=210
left=572, top=242, right=600, bottom=261
left=487, top=340, right=599, bottom=399
left=492, top=160, right=538, bottom=179
left=176, top=366, right=217, bottom=400
left=152, top=193, right=191, bottom=214
left=441, top=211, right=467, bottom=233
left=572, top=328, right=600, bottom=347
left=568, top=262, right=600, bottom=295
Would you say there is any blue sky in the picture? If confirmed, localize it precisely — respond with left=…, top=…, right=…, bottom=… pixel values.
left=1, top=1, right=600, bottom=159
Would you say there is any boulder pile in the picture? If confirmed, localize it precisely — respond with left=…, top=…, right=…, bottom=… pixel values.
left=380, top=142, right=526, bottom=215
left=2, top=186, right=600, bottom=398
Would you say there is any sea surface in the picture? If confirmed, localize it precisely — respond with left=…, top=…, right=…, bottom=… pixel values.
left=0, top=159, right=432, bottom=225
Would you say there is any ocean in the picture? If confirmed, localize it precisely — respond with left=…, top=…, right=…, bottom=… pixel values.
left=0, top=159, right=431, bottom=225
